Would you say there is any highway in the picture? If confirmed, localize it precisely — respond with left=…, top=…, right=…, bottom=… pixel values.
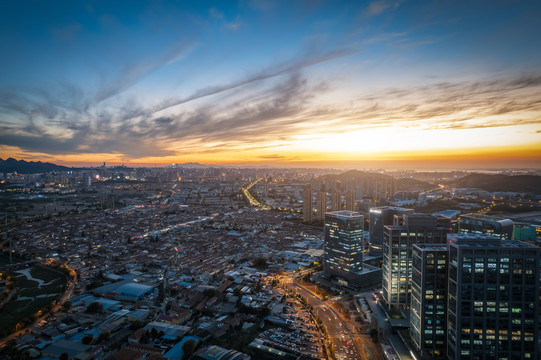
left=281, top=275, right=386, bottom=360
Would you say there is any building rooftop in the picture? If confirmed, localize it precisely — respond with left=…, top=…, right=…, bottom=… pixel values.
left=448, top=233, right=537, bottom=248
left=413, top=244, right=448, bottom=252
left=326, top=210, right=362, bottom=219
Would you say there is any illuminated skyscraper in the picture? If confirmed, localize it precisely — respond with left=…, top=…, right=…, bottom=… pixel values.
left=324, top=211, right=364, bottom=281
left=410, top=244, right=448, bottom=359
left=382, top=214, right=451, bottom=309
left=446, top=234, right=539, bottom=360
left=369, top=206, right=413, bottom=255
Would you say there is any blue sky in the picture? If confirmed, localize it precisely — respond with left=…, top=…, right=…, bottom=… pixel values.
left=1, top=0, right=540, bottom=167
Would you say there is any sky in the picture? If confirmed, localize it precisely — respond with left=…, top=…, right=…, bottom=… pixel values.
left=1, top=0, right=540, bottom=169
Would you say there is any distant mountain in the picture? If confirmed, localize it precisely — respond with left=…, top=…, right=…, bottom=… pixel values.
left=321, top=170, right=392, bottom=182
left=449, top=174, right=541, bottom=194
left=175, top=162, right=210, bottom=168
left=397, top=178, right=434, bottom=191
left=0, top=158, right=73, bottom=174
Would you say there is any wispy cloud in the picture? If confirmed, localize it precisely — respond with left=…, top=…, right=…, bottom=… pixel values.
left=1, top=45, right=539, bottom=160
left=209, top=8, right=224, bottom=19
left=364, top=0, right=401, bottom=16
left=132, top=46, right=361, bottom=120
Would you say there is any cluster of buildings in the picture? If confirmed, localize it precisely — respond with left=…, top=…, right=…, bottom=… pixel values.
left=2, top=166, right=540, bottom=360
left=320, top=207, right=540, bottom=359
left=2, top=187, right=331, bottom=359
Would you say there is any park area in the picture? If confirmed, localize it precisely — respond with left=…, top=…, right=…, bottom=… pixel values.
left=0, top=257, right=67, bottom=337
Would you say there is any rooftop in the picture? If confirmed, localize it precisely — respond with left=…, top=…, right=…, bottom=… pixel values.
left=413, top=244, right=448, bottom=252
left=448, top=233, right=538, bottom=249
left=326, top=210, right=362, bottom=219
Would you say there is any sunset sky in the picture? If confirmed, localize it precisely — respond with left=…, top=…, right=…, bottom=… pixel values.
left=1, top=0, right=540, bottom=169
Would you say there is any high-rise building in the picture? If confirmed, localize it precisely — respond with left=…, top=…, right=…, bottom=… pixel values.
left=345, top=190, right=356, bottom=211
left=410, top=244, right=448, bottom=359
left=459, top=213, right=513, bottom=239
left=446, top=234, right=539, bottom=360
left=324, top=211, right=364, bottom=280
left=382, top=214, right=451, bottom=309
left=331, top=190, right=341, bottom=211
left=303, top=184, right=312, bottom=223
left=369, top=206, right=413, bottom=255
left=316, top=191, right=327, bottom=221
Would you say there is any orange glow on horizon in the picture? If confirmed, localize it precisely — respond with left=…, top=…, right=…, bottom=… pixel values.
left=2, top=142, right=539, bottom=169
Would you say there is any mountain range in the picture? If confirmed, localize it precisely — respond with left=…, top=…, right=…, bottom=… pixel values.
left=0, top=158, right=73, bottom=174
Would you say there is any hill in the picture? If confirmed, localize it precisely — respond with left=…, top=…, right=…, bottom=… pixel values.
left=319, top=170, right=434, bottom=192
left=449, top=174, right=541, bottom=194
left=396, top=178, right=435, bottom=191
left=0, top=158, right=73, bottom=174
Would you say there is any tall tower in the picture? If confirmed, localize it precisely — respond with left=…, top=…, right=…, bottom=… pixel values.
left=303, top=184, right=312, bottom=223
left=324, top=211, right=364, bottom=281
left=345, top=190, right=356, bottom=211
left=331, top=190, right=341, bottom=211
left=369, top=206, right=413, bottom=255
left=446, top=234, right=539, bottom=360
left=410, top=244, right=448, bottom=359
left=382, top=214, right=451, bottom=309
left=316, top=191, right=327, bottom=221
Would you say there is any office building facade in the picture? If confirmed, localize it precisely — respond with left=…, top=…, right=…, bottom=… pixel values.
left=302, top=184, right=312, bottom=223
left=382, top=214, right=451, bottom=309
left=316, top=191, right=327, bottom=221
left=410, top=244, right=448, bottom=359
left=459, top=213, right=513, bottom=239
left=369, top=206, right=413, bottom=255
left=446, top=234, right=539, bottom=360
left=324, top=211, right=364, bottom=281
left=345, top=190, right=356, bottom=211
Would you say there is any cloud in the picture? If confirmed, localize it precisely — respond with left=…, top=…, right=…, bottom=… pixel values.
left=364, top=1, right=401, bottom=16
left=209, top=8, right=224, bottom=19
left=131, top=46, right=361, bottom=120
left=94, top=41, right=194, bottom=103
left=1, top=34, right=539, bottom=162
left=223, top=21, right=242, bottom=30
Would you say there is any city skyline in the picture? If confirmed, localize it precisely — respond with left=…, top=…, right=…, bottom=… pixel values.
left=1, top=1, right=541, bottom=169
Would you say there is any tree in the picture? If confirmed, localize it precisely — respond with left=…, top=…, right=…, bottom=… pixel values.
left=82, top=334, right=93, bottom=344
left=203, top=288, right=216, bottom=298
left=85, top=301, right=103, bottom=313
left=62, top=301, right=72, bottom=310
left=97, top=331, right=110, bottom=343
left=60, top=353, right=69, bottom=360
left=370, top=329, right=379, bottom=343
left=182, top=339, right=197, bottom=359
left=252, top=257, right=268, bottom=269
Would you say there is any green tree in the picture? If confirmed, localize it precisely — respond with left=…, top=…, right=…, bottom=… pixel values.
left=252, top=257, right=268, bottom=269
left=97, top=331, right=110, bottom=343
left=85, top=301, right=103, bottom=313
left=82, top=334, right=93, bottom=344
left=182, top=339, right=197, bottom=359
